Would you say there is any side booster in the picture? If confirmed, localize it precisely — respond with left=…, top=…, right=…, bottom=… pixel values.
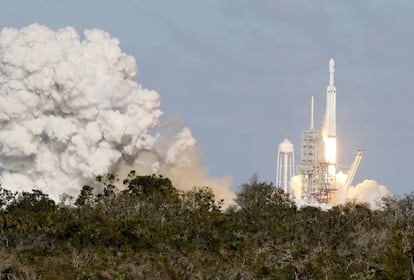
left=325, top=58, right=336, bottom=137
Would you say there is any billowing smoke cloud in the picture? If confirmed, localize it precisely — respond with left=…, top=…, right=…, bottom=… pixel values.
left=331, top=179, right=391, bottom=209
left=290, top=174, right=391, bottom=210
left=0, top=24, right=234, bottom=204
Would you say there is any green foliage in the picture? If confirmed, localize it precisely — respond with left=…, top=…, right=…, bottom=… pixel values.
left=0, top=173, right=413, bottom=279
left=75, top=185, right=95, bottom=207
left=124, top=172, right=176, bottom=201
left=7, top=189, right=56, bottom=212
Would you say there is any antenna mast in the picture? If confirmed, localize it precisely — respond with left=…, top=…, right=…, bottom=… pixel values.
left=310, top=96, right=314, bottom=129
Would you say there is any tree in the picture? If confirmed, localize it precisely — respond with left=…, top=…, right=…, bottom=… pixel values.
left=7, top=189, right=56, bottom=212
left=75, top=185, right=95, bottom=207
left=124, top=173, right=176, bottom=200
left=235, top=174, right=295, bottom=231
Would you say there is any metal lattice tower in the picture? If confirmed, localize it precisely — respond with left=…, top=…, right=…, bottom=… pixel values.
left=315, top=162, right=337, bottom=203
left=299, top=128, right=322, bottom=201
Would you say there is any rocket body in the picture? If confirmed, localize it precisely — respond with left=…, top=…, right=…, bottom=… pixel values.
left=325, top=58, right=336, bottom=137
left=324, top=59, right=337, bottom=175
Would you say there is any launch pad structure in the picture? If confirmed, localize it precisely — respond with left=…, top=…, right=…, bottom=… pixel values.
left=299, top=59, right=338, bottom=203
left=299, top=125, right=337, bottom=203
left=276, top=58, right=363, bottom=204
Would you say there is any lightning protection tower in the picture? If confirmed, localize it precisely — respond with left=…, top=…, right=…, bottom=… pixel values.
left=299, top=96, right=323, bottom=202
left=276, top=139, right=295, bottom=195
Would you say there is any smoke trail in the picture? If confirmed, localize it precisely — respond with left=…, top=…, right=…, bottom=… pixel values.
left=0, top=24, right=234, bottom=204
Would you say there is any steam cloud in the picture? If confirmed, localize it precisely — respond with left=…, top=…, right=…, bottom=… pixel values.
left=290, top=175, right=391, bottom=210
left=0, top=24, right=234, bottom=204
left=331, top=179, right=391, bottom=209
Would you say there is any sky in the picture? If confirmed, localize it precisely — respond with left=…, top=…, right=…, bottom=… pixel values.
left=0, top=0, right=413, bottom=196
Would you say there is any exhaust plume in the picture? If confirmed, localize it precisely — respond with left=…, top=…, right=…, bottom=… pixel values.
left=290, top=174, right=391, bottom=210
left=0, top=24, right=234, bottom=204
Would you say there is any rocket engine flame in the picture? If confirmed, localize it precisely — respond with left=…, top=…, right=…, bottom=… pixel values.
left=323, top=135, right=336, bottom=175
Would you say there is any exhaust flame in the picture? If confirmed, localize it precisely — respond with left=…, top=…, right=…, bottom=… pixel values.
left=335, top=171, right=347, bottom=186
left=323, top=135, right=337, bottom=175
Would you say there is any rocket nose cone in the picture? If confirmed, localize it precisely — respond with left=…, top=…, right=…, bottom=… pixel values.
left=329, top=58, right=335, bottom=72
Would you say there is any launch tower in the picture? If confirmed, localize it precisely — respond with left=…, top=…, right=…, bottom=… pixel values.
left=299, top=59, right=338, bottom=203
left=277, top=58, right=363, bottom=204
left=299, top=97, right=323, bottom=201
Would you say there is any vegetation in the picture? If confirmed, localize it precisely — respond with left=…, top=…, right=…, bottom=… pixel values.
left=0, top=172, right=413, bottom=279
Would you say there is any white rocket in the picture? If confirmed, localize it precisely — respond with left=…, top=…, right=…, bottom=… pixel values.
left=326, top=58, right=336, bottom=137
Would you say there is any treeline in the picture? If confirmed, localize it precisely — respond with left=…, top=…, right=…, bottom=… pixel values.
left=0, top=172, right=413, bottom=279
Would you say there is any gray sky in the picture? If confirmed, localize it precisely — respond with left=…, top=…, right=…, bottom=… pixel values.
left=1, top=0, right=413, bottom=195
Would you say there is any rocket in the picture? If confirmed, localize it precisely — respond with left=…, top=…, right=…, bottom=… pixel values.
left=324, top=58, right=337, bottom=174
left=325, top=58, right=336, bottom=137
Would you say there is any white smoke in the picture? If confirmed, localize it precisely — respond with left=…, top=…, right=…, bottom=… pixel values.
left=332, top=179, right=391, bottom=209
left=290, top=175, right=302, bottom=200
left=290, top=174, right=391, bottom=210
left=0, top=24, right=234, bottom=204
